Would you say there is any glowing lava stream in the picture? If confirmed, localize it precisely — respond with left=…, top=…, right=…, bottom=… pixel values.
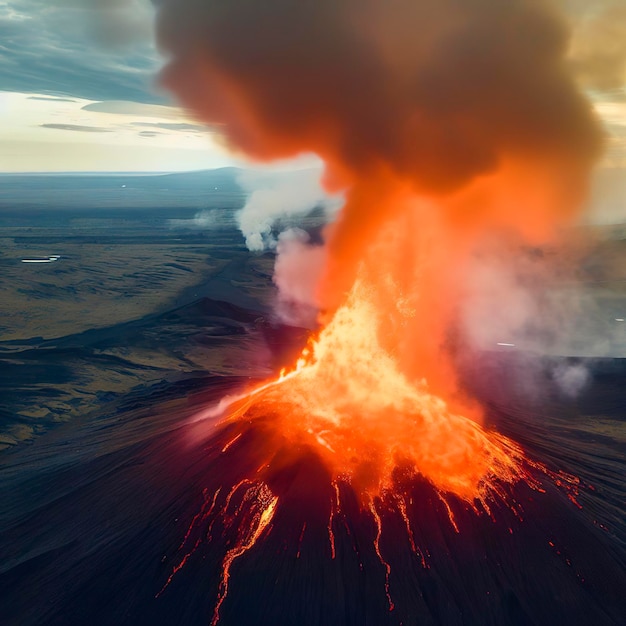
left=210, top=483, right=278, bottom=626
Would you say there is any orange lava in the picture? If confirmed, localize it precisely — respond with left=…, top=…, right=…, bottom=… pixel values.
left=211, top=482, right=278, bottom=626
left=219, top=272, right=525, bottom=506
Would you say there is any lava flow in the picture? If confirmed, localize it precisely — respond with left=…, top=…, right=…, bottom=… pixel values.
left=161, top=308, right=590, bottom=626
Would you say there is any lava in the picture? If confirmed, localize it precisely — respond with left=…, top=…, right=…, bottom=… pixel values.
left=211, top=482, right=278, bottom=626
left=369, top=499, right=395, bottom=612
left=215, top=275, right=527, bottom=505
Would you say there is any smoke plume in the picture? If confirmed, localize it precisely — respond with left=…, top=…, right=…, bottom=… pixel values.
left=235, top=168, right=336, bottom=252
left=566, top=0, right=626, bottom=90
left=156, top=0, right=605, bottom=402
left=234, top=168, right=338, bottom=324
left=272, top=228, right=327, bottom=326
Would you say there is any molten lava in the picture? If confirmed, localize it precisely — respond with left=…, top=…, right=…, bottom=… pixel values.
left=223, top=278, right=524, bottom=504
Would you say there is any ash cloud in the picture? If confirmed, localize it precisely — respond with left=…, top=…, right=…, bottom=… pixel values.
left=155, top=0, right=613, bottom=401
left=156, top=0, right=602, bottom=192
left=156, top=0, right=605, bottom=316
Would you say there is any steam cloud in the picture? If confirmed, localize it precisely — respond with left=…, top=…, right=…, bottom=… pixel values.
left=235, top=169, right=337, bottom=252
left=156, top=0, right=611, bottom=401
left=272, top=228, right=327, bottom=326
left=234, top=168, right=339, bottom=324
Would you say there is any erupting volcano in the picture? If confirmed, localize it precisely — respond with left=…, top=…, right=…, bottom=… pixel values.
left=162, top=272, right=585, bottom=625
left=4, top=2, right=625, bottom=626
left=145, top=0, right=626, bottom=624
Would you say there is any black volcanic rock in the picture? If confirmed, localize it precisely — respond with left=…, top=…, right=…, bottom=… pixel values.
left=0, top=369, right=625, bottom=626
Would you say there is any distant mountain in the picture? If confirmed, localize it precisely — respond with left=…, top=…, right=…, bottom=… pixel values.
left=0, top=168, right=246, bottom=211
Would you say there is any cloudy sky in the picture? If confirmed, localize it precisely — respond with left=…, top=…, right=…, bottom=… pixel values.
left=0, top=0, right=625, bottom=179
left=0, top=0, right=243, bottom=171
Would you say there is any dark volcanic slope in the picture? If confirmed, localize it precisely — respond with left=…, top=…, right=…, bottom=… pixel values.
left=0, top=353, right=625, bottom=626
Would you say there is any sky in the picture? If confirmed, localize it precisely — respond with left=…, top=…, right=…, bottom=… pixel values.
left=0, top=0, right=245, bottom=172
left=0, top=0, right=625, bottom=185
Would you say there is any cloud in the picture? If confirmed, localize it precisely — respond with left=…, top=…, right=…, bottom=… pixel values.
left=28, top=95, right=77, bottom=102
left=132, top=122, right=208, bottom=132
left=566, top=1, right=626, bottom=90
left=0, top=0, right=161, bottom=103
left=41, top=123, right=111, bottom=133
left=60, top=0, right=156, bottom=48
left=81, top=100, right=180, bottom=117
left=0, top=91, right=240, bottom=172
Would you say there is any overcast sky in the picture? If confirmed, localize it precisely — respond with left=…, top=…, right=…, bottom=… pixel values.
left=0, top=0, right=246, bottom=171
left=0, top=0, right=159, bottom=101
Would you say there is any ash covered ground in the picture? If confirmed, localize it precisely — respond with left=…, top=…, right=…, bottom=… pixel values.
left=0, top=171, right=625, bottom=625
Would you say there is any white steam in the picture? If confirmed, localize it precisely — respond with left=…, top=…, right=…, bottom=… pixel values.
left=552, top=362, right=590, bottom=397
left=459, top=233, right=626, bottom=397
left=169, top=209, right=222, bottom=229
left=461, top=239, right=626, bottom=358
left=236, top=168, right=341, bottom=252
left=273, top=229, right=327, bottom=326
left=234, top=168, right=342, bottom=325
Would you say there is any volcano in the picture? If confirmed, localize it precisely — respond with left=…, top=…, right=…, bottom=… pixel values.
left=3, top=0, right=626, bottom=624
left=1, top=314, right=625, bottom=625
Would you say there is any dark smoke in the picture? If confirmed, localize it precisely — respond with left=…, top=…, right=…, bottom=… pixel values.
left=156, top=0, right=603, bottom=192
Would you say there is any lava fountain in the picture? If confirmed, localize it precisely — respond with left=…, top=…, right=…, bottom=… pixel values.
left=152, top=0, right=623, bottom=624
left=211, top=275, right=526, bottom=504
